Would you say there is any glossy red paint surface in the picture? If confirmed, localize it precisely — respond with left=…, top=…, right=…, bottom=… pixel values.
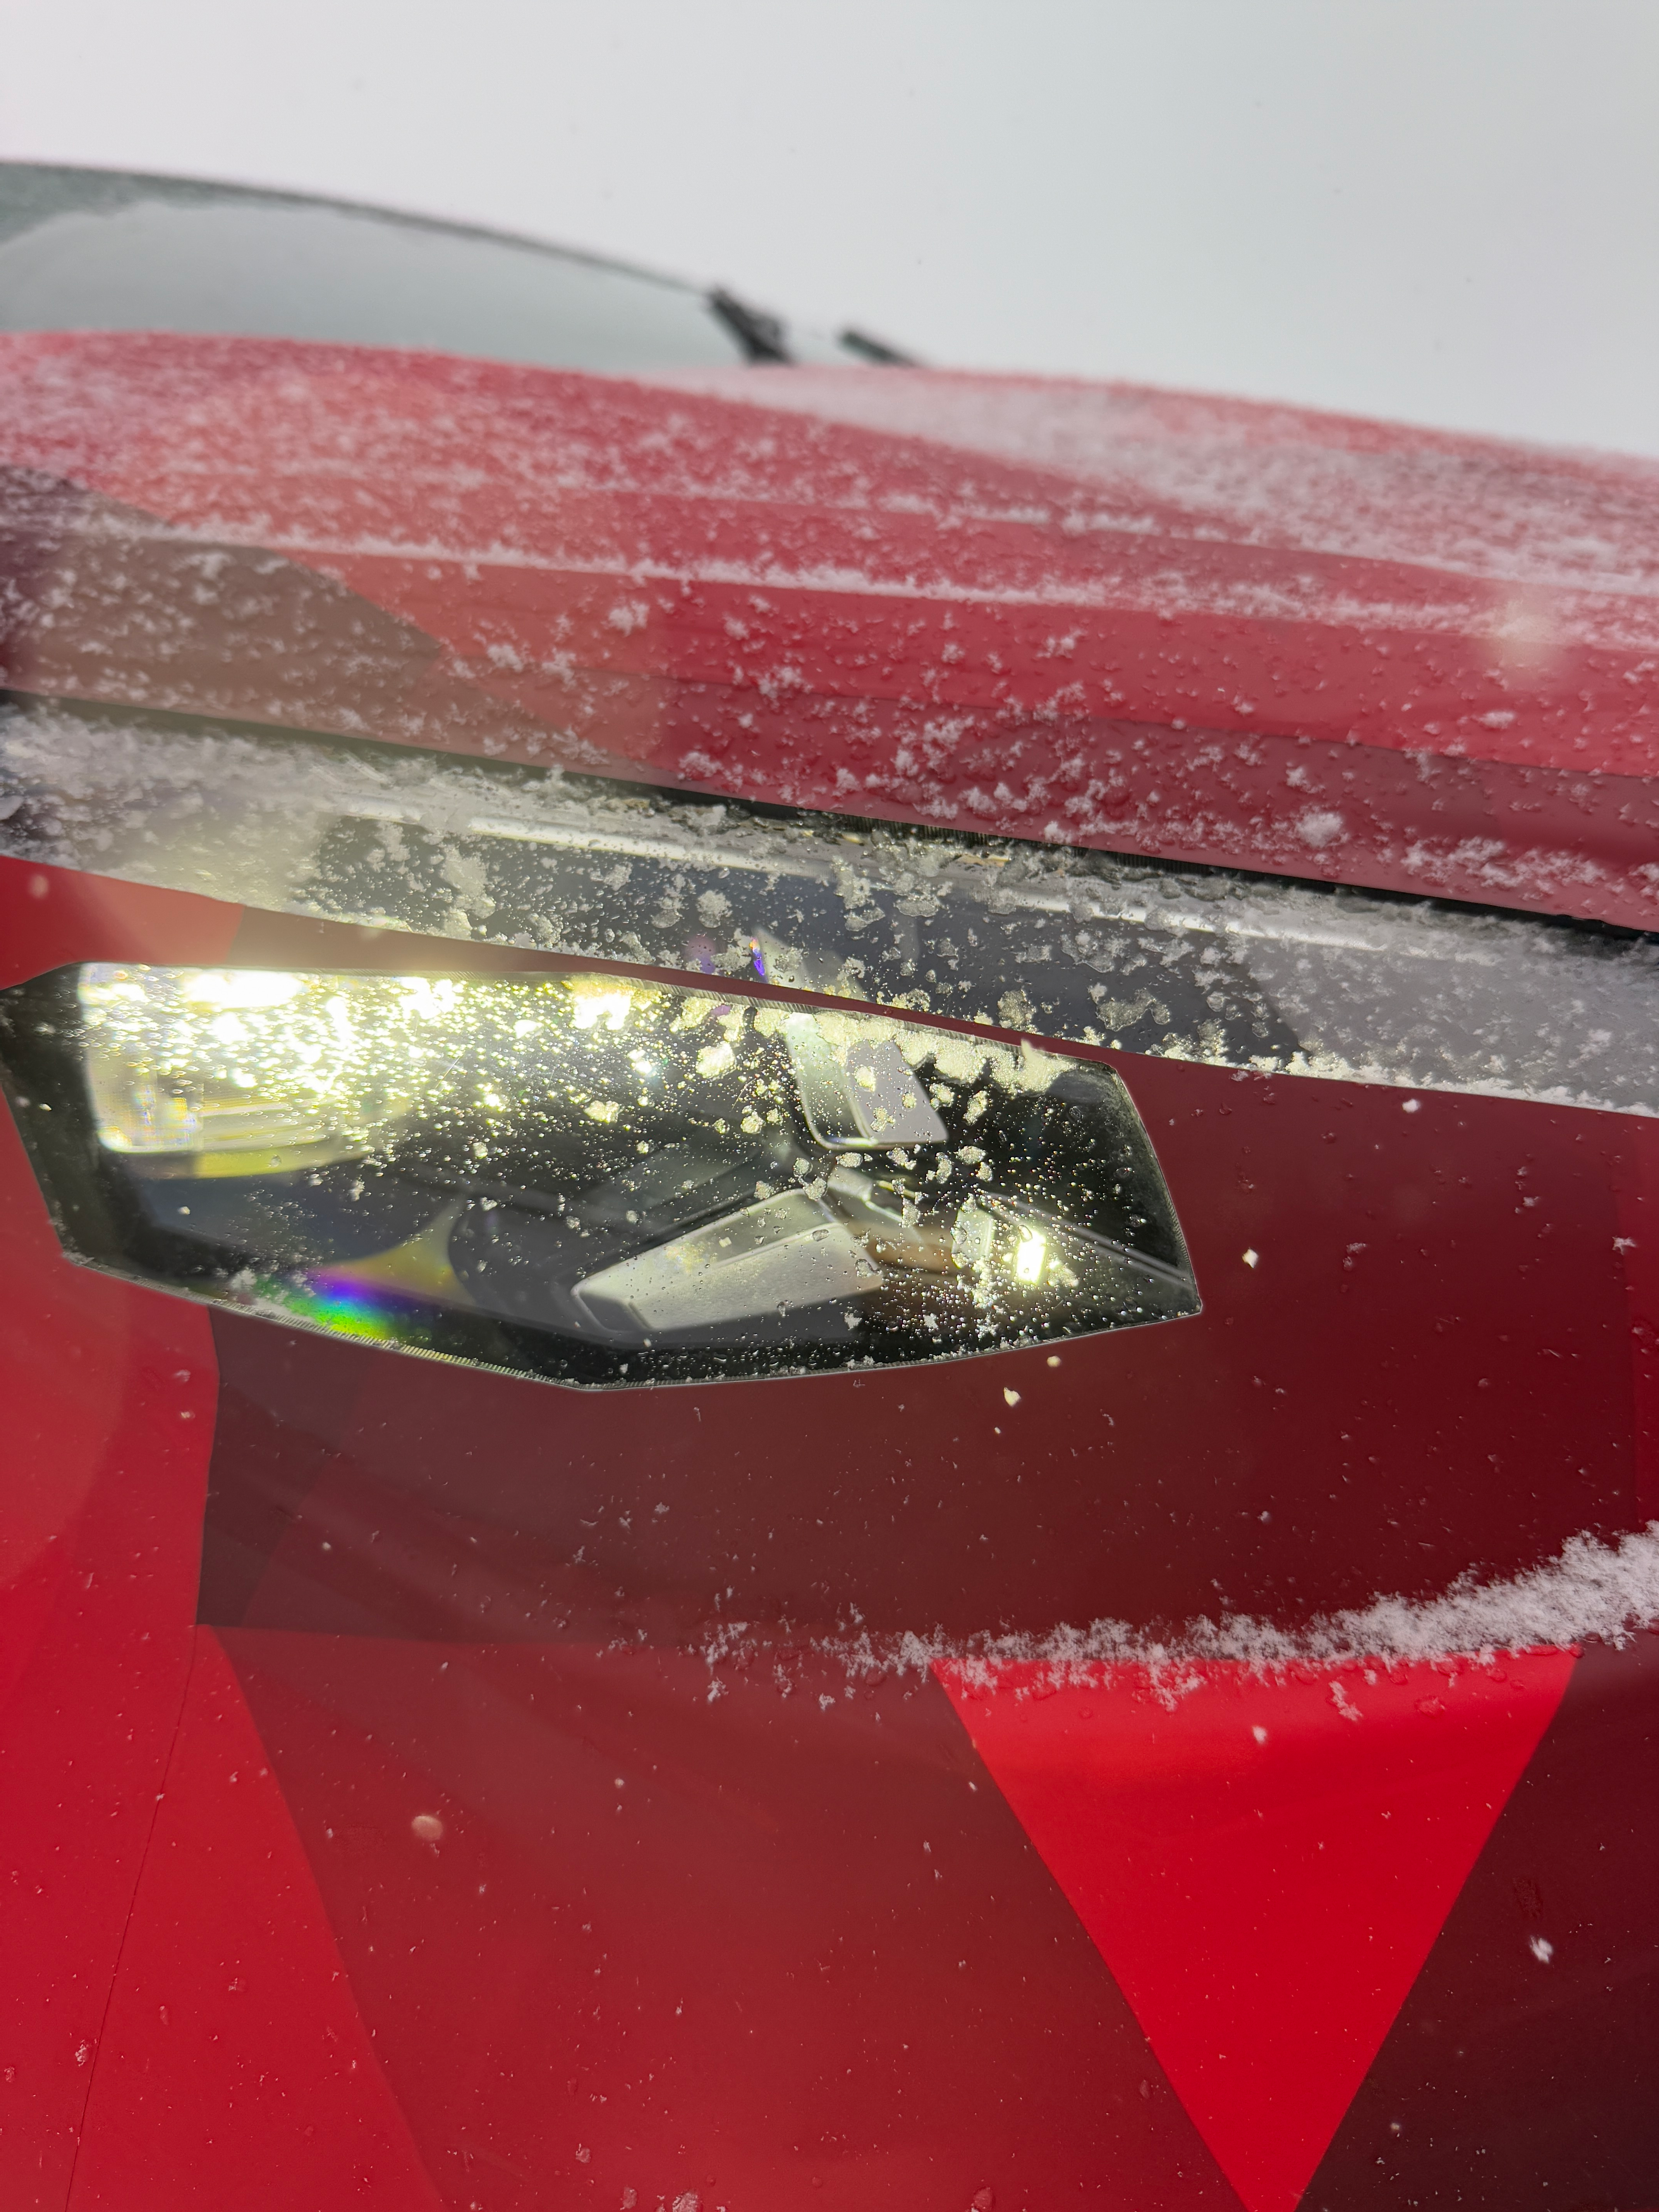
left=70, top=1628, right=442, bottom=2212
left=941, top=1655, right=1574, bottom=2212
left=3, top=335, right=1658, bottom=924
left=0, top=864, right=234, bottom=2210
left=0, top=304, right=1656, bottom=2206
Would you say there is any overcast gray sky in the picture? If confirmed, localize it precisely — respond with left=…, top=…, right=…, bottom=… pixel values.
left=5, top=0, right=1657, bottom=455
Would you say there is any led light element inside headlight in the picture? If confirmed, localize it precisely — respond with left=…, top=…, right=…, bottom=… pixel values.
left=78, top=964, right=439, bottom=1170
left=0, top=962, right=1199, bottom=1387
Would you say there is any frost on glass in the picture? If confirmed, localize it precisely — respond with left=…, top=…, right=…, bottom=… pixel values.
left=0, top=963, right=1197, bottom=1387
left=3, top=699, right=1655, bottom=1118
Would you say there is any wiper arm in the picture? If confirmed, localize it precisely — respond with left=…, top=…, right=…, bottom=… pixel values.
left=708, top=287, right=790, bottom=363
left=709, top=288, right=920, bottom=368
left=837, top=327, right=915, bottom=365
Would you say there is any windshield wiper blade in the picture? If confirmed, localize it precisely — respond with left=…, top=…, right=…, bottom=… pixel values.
left=708, top=287, right=790, bottom=363
left=838, top=327, right=915, bottom=365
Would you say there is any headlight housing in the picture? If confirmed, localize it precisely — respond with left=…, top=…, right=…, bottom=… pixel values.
left=1, top=955, right=1197, bottom=1387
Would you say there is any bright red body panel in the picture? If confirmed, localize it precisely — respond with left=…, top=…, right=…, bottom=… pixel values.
left=0, top=337, right=1655, bottom=2209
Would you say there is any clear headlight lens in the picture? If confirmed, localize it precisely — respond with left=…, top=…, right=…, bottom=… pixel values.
left=1, top=962, right=1199, bottom=1387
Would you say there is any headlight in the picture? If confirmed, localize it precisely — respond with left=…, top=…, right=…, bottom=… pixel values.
left=0, top=959, right=1198, bottom=1387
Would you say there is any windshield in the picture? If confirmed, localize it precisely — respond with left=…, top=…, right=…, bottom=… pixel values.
left=0, top=163, right=878, bottom=372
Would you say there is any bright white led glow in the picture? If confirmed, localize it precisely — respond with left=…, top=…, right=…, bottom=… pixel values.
left=1014, top=1230, right=1047, bottom=1284
left=398, top=977, right=462, bottom=1020
left=177, top=971, right=301, bottom=1011
left=571, top=986, right=634, bottom=1032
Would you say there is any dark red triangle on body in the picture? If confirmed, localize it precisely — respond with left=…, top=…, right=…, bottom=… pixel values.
left=72, top=1629, right=445, bottom=2212
left=939, top=1651, right=1574, bottom=2212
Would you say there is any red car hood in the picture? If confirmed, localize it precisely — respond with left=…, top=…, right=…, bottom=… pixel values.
left=1, top=331, right=1657, bottom=2212
left=2, top=331, right=1657, bottom=925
